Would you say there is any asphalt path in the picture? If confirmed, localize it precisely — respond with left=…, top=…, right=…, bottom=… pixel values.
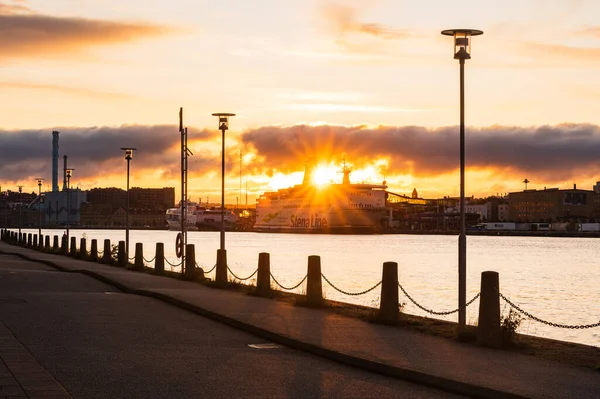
left=0, top=254, right=464, bottom=399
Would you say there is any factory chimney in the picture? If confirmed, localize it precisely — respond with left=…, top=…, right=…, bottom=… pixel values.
left=52, top=131, right=59, bottom=192
left=63, top=155, right=68, bottom=190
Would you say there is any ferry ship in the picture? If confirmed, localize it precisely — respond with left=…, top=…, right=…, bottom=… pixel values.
left=254, top=162, right=388, bottom=234
left=166, top=202, right=238, bottom=231
left=165, top=202, right=199, bottom=231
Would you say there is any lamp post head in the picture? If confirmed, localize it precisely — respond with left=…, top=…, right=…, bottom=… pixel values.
left=18, top=186, right=22, bottom=193
left=66, top=169, right=74, bottom=179
left=212, top=113, right=236, bottom=131
left=121, top=147, right=137, bottom=161
left=441, top=29, right=483, bottom=60
left=36, top=178, right=44, bottom=186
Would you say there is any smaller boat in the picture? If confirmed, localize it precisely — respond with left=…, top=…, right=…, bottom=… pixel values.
left=166, top=203, right=239, bottom=231
left=165, top=201, right=199, bottom=231
left=195, top=207, right=239, bottom=230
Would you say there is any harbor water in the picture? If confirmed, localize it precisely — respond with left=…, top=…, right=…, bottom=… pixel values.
left=21, top=228, right=600, bottom=348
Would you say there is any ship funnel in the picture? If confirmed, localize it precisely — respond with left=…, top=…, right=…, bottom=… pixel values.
left=52, top=131, right=59, bottom=192
left=302, top=161, right=315, bottom=185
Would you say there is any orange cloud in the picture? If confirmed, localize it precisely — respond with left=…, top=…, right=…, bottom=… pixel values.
left=240, top=123, right=600, bottom=182
left=0, top=0, right=33, bottom=15
left=322, top=3, right=409, bottom=40
left=576, top=26, right=600, bottom=38
left=0, top=81, right=136, bottom=100
left=319, top=2, right=410, bottom=54
left=0, top=6, right=171, bottom=59
left=0, top=126, right=218, bottom=183
left=521, top=42, right=600, bottom=62
left=4, top=123, right=600, bottom=198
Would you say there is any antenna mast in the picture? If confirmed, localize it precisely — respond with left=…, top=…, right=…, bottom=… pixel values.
left=179, top=107, right=193, bottom=274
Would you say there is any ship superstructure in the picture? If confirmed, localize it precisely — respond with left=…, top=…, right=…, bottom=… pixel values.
left=254, top=162, right=388, bottom=233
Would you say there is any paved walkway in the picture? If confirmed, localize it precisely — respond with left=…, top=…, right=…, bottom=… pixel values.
left=1, top=241, right=599, bottom=399
left=0, top=322, right=71, bottom=399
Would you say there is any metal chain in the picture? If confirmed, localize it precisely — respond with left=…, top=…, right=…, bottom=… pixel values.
left=322, top=274, right=382, bottom=296
left=143, top=256, right=156, bottom=263
left=398, top=282, right=480, bottom=316
left=499, top=293, right=600, bottom=329
left=201, top=263, right=217, bottom=274
left=97, top=250, right=104, bottom=256
left=270, top=273, right=307, bottom=291
left=227, top=266, right=258, bottom=281
left=128, top=255, right=136, bottom=261
left=165, top=258, right=183, bottom=268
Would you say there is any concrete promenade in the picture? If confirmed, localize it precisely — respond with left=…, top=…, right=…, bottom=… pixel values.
left=0, top=241, right=598, bottom=399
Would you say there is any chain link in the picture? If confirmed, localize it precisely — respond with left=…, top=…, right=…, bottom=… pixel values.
left=97, top=250, right=104, bottom=256
left=128, top=255, right=136, bottom=261
left=227, top=266, right=258, bottom=281
left=321, top=274, right=382, bottom=296
left=398, top=282, right=480, bottom=316
left=270, top=273, right=307, bottom=291
left=200, top=263, right=217, bottom=274
left=165, top=258, right=182, bottom=268
left=143, top=256, right=156, bottom=263
left=499, top=293, right=600, bottom=329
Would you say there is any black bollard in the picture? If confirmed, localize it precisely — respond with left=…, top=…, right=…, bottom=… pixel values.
left=61, top=235, right=67, bottom=253
left=102, top=239, right=112, bottom=264
left=70, top=237, right=77, bottom=257
left=306, top=255, right=323, bottom=306
left=154, top=243, right=164, bottom=274
left=185, top=244, right=196, bottom=278
left=378, top=261, right=399, bottom=324
left=45, top=235, right=50, bottom=250
left=134, top=243, right=144, bottom=271
left=477, top=271, right=501, bottom=348
left=215, top=249, right=227, bottom=285
left=256, top=252, right=271, bottom=296
left=79, top=238, right=87, bottom=260
left=117, top=241, right=126, bottom=266
left=90, top=239, right=98, bottom=261
left=27, top=233, right=32, bottom=247
left=33, top=235, right=38, bottom=248
left=53, top=235, right=59, bottom=251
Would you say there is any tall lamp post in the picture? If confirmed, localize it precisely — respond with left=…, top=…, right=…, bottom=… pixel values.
left=523, top=178, right=530, bottom=222
left=17, top=185, right=23, bottom=236
left=35, top=178, right=44, bottom=240
left=211, top=113, right=235, bottom=251
left=441, top=28, right=483, bottom=332
left=121, top=148, right=137, bottom=258
left=65, top=169, right=74, bottom=246
left=2, top=190, right=7, bottom=228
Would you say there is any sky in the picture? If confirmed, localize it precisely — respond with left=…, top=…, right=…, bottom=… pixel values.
left=2, top=0, right=600, bottom=203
